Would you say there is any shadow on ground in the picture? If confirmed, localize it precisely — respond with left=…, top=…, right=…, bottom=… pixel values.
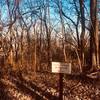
left=0, top=81, right=13, bottom=100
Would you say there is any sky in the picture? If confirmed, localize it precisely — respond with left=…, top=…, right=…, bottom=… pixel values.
left=0, top=0, right=98, bottom=37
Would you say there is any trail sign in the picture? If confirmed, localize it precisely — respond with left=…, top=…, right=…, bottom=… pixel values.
left=51, top=62, right=71, bottom=74
left=51, top=62, right=71, bottom=100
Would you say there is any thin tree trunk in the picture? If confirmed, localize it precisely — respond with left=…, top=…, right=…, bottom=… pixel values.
left=59, top=0, right=67, bottom=62
left=79, top=0, right=85, bottom=72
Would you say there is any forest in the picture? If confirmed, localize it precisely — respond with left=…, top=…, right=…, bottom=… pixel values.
left=0, top=0, right=100, bottom=100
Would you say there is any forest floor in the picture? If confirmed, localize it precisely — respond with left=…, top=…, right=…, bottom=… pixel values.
left=0, top=71, right=100, bottom=100
left=24, top=72, right=100, bottom=100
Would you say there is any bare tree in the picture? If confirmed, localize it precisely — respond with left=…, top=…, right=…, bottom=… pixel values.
left=79, top=0, right=85, bottom=71
left=90, top=0, right=99, bottom=71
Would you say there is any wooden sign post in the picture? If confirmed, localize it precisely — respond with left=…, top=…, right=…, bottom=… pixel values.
left=59, top=73, right=63, bottom=100
left=52, top=62, right=71, bottom=100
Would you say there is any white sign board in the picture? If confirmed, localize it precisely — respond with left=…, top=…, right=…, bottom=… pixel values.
left=52, top=62, right=71, bottom=74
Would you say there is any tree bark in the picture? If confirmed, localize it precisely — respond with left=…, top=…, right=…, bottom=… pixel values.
left=79, top=0, right=85, bottom=72
left=90, top=0, right=99, bottom=71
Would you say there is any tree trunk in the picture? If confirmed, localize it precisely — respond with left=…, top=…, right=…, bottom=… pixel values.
left=58, top=0, right=67, bottom=62
left=79, top=0, right=85, bottom=72
left=44, top=0, right=52, bottom=70
left=90, top=0, right=99, bottom=71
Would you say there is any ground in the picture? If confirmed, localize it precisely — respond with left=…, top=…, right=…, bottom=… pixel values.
left=0, top=71, right=100, bottom=100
